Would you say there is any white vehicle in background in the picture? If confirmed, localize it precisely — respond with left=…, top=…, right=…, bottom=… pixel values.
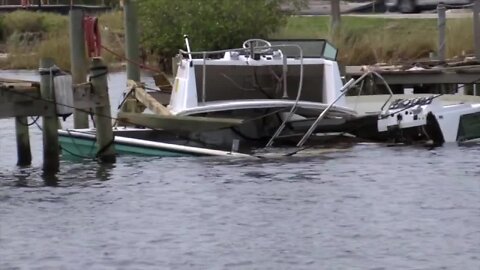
left=385, top=0, right=472, bottom=13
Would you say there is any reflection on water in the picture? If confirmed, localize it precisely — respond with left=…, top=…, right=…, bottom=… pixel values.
left=0, top=160, right=114, bottom=188
left=1, top=144, right=479, bottom=269
left=0, top=71, right=479, bottom=269
left=0, top=70, right=156, bottom=167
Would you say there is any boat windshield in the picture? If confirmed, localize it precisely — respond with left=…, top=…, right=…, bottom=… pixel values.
left=457, top=111, right=480, bottom=142
left=269, top=39, right=338, bottom=60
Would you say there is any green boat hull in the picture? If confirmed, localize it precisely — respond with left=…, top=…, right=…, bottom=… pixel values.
left=59, top=134, right=197, bottom=158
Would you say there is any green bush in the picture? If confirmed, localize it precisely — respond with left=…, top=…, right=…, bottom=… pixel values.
left=3, top=11, right=67, bottom=36
left=138, top=0, right=307, bottom=57
left=3, top=11, right=44, bottom=35
left=41, top=13, right=68, bottom=33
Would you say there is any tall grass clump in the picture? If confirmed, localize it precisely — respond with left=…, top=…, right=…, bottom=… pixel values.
left=99, top=10, right=124, bottom=32
left=4, top=35, right=40, bottom=69
left=3, top=11, right=67, bottom=35
left=446, top=18, right=473, bottom=59
left=98, top=10, right=125, bottom=65
left=331, top=17, right=437, bottom=65
left=3, top=11, right=45, bottom=35
left=37, top=31, right=71, bottom=70
left=2, top=10, right=125, bottom=70
left=2, top=11, right=69, bottom=69
left=274, top=16, right=458, bottom=65
left=41, top=12, right=68, bottom=33
left=6, top=31, right=70, bottom=70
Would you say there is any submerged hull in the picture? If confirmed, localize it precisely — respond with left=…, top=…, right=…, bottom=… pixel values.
left=58, top=129, right=251, bottom=159
left=371, top=97, right=480, bottom=145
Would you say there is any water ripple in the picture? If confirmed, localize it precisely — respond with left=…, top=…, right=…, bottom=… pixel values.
left=1, top=71, right=479, bottom=269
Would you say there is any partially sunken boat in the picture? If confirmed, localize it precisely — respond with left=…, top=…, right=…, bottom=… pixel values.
left=59, top=38, right=480, bottom=158
left=59, top=38, right=359, bottom=157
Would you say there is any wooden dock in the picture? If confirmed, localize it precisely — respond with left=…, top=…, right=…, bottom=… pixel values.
left=0, top=78, right=51, bottom=117
left=347, top=67, right=480, bottom=85
left=345, top=58, right=480, bottom=97
left=0, top=57, right=115, bottom=175
left=0, top=4, right=110, bottom=15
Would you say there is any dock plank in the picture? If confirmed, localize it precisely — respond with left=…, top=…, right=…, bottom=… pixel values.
left=117, top=112, right=244, bottom=132
left=346, top=65, right=480, bottom=84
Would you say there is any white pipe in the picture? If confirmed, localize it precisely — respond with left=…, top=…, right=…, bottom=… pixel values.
left=184, top=35, right=192, bottom=60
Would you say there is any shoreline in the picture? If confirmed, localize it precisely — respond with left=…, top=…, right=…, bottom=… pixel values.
left=0, top=11, right=475, bottom=70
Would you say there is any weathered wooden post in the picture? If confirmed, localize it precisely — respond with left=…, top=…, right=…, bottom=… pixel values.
left=118, top=0, right=141, bottom=115
left=474, top=0, right=480, bottom=60
left=472, top=0, right=480, bottom=97
left=90, top=57, right=116, bottom=163
left=437, top=3, right=448, bottom=94
left=123, top=0, right=140, bottom=82
left=330, top=0, right=341, bottom=36
left=14, top=117, right=32, bottom=166
left=39, top=58, right=60, bottom=174
left=437, top=3, right=446, bottom=62
left=69, top=8, right=89, bottom=128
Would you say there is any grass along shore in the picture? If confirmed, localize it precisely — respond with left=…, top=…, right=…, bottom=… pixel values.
left=274, top=16, right=474, bottom=65
left=0, top=10, right=124, bottom=71
left=0, top=11, right=475, bottom=71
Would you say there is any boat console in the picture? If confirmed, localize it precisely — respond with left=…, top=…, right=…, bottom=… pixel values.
left=377, top=95, right=480, bottom=144
left=378, top=96, right=442, bottom=133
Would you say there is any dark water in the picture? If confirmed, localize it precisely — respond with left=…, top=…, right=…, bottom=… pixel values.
left=1, top=71, right=479, bottom=269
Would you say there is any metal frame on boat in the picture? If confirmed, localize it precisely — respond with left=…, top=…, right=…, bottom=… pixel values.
left=60, top=38, right=365, bottom=157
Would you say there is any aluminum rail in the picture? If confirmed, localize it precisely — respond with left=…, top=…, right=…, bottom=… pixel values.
left=179, top=44, right=306, bottom=139
left=296, top=70, right=394, bottom=147
left=263, top=44, right=304, bottom=147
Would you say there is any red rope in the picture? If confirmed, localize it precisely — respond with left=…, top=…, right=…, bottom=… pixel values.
left=84, top=16, right=102, bottom=58
left=21, top=0, right=30, bottom=7
left=82, top=14, right=163, bottom=74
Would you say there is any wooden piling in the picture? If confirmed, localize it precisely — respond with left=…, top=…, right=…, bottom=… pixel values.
left=437, top=3, right=446, bottom=62
left=39, top=58, right=60, bottom=174
left=14, top=116, right=32, bottom=166
left=330, top=0, right=341, bottom=36
left=90, top=58, right=116, bottom=163
left=123, top=0, right=140, bottom=82
left=69, top=8, right=89, bottom=128
left=437, top=3, right=447, bottom=93
left=474, top=1, right=480, bottom=60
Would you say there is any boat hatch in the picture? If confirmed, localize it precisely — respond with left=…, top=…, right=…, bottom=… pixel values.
left=457, top=111, right=480, bottom=142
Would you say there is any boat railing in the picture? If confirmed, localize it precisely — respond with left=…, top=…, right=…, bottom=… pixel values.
left=292, top=69, right=395, bottom=147
left=178, top=44, right=304, bottom=60
left=178, top=43, right=305, bottom=105
left=265, top=69, right=395, bottom=148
